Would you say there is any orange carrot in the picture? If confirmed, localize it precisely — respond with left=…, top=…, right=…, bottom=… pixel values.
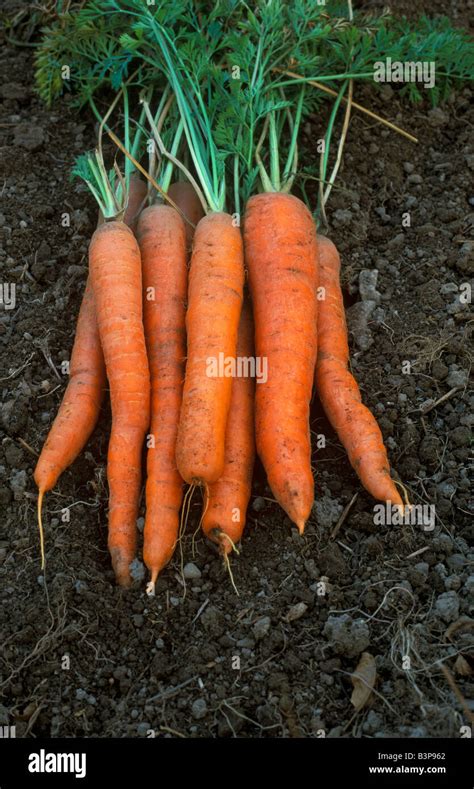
left=34, top=173, right=148, bottom=571
left=137, top=203, right=187, bottom=591
left=33, top=277, right=106, bottom=564
left=167, top=181, right=204, bottom=252
left=89, top=221, right=150, bottom=587
left=176, top=212, right=244, bottom=485
left=316, top=235, right=403, bottom=506
left=244, top=192, right=318, bottom=534
left=202, top=297, right=255, bottom=554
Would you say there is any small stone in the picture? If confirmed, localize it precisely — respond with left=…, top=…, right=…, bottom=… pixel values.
left=10, top=470, right=27, bottom=501
left=346, top=301, right=376, bottom=351
left=450, top=427, right=470, bottom=448
left=447, top=554, right=467, bottom=571
left=444, top=575, right=462, bottom=592
left=155, top=638, right=165, bottom=649
left=358, top=270, right=381, bottom=303
left=75, top=689, right=87, bottom=701
left=136, top=517, right=145, bottom=533
left=137, top=722, right=152, bottom=736
left=446, top=368, right=468, bottom=388
left=14, top=124, right=45, bottom=152
left=333, top=208, right=353, bottom=225
left=407, top=174, right=423, bottom=185
left=323, top=614, right=370, bottom=658
left=183, top=562, right=201, bottom=580
left=408, top=562, right=429, bottom=588
left=285, top=602, right=308, bottom=622
left=252, top=496, right=266, bottom=512
left=435, top=591, right=459, bottom=623
left=191, top=699, right=207, bottom=720
left=132, top=614, right=144, bottom=627
left=403, top=162, right=415, bottom=174
left=252, top=616, right=271, bottom=641
left=129, top=558, right=145, bottom=583
left=236, top=637, right=255, bottom=648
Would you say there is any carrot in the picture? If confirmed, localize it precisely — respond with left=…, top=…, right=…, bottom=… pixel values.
left=175, top=212, right=244, bottom=485
left=33, top=277, right=106, bottom=565
left=34, top=173, right=148, bottom=571
left=137, top=202, right=187, bottom=591
left=202, top=297, right=255, bottom=554
left=89, top=220, right=150, bottom=587
left=244, top=192, right=318, bottom=534
left=167, top=181, right=204, bottom=252
left=315, top=235, right=403, bottom=506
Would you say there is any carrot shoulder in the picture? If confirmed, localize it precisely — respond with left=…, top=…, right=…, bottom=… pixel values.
left=244, top=192, right=318, bottom=533
left=89, top=220, right=150, bottom=587
left=137, top=204, right=187, bottom=590
left=176, top=212, right=244, bottom=485
left=315, top=235, right=403, bottom=506
left=202, top=297, right=255, bottom=554
left=167, top=181, right=205, bottom=253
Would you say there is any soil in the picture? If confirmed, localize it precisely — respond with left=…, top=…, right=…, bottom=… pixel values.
left=0, top=1, right=473, bottom=739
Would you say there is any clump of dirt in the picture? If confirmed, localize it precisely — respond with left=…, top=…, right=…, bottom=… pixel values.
left=0, top=3, right=473, bottom=739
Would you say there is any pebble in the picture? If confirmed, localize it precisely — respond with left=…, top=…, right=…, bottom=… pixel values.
left=129, top=558, right=145, bottom=583
left=332, top=208, right=353, bottom=225
left=464, top=575, right=474, bottom=595
left=155, top=638, right=165, bottom=649
left=435, top=591, right=460, bottom=623
left=136, top=517, right=145, bottom=533
left=407, top=173, right=423, bottom=184
left=191, top=699, right=207, bottom=720
left=252, top=616, right=271, bottom=641
left=444, top=575, right=462, bottom=592
left=10, top=470, right=27, bottom=501
left=346, top=301, right=376, bottom=351
left=183, top=562, right=201, bottom=580
left=446, top=367, right=468, bottom=388
left=447, top=554, right=467, bottom=571
left=403, top=162, right=415, bottom=174
left=132, top=615, right=144, bottom=628
left=408, top=562, right=429, bottom=587
left=137, top=722, right=152, bottom=736
left=323, top=614, right=370, bottom=658
left=285, top=602, right=308, bottom=622
left=13, top=124, right=45, bottom=152
left=358, top=270, right=381, bottom=303
left=252, top=496, right=266, bottom=512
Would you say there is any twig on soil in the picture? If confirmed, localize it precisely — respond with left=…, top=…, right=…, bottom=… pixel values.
left=147, top=675, right=198, bottom=703
left=331, top=492, right=358, bottom=539
left=406, top=546, right=430, bottom=560
left=416, top=386, right=462, bottom=415
left=17, top=437, right=38, bottom=457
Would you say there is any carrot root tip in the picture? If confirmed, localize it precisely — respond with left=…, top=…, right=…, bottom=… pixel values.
left=296, top=519, right=306, bottom=536
left=146, top=581, right=156, bottom=597
left=37, top=489, right=46, bottom=570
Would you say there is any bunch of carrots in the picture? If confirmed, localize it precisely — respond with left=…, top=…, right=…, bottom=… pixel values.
left=32, top=0, right=471, bottom=590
